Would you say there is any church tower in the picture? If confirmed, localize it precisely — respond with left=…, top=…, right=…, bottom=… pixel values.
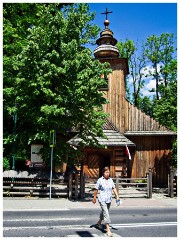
left=94, top=9, right=129, bottom=133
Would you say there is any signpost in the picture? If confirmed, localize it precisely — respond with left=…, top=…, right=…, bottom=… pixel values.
left=12, top=104, right=17, bottom=181
left=49, top=130, right=55, bottom=200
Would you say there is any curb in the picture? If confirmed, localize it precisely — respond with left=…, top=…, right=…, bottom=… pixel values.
left=3, top=196, right=177, bottom=211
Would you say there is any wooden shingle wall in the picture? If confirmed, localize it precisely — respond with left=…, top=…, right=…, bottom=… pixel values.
left=128, top=135, right=173, bottom=186
left=105, top=94, right=168, bottom=133
left=124, top=99, right=168, bottom=132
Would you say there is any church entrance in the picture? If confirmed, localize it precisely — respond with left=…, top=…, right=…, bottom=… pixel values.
left=98, top=153, right=111, bottom=178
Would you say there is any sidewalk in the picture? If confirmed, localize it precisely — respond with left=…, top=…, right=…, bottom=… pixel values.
left=3, top=194, right=177, bottom=211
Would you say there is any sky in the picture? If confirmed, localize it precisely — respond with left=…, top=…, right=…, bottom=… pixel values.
left=89, top=3, right=177, bottom=46
left=87, top=2, right=177, bottom=98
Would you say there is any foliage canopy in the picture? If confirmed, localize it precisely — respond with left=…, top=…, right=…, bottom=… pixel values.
left=3, top=3, right=111, bottom=167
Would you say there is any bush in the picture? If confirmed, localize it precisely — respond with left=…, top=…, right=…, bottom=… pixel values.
left=3, top=157, right=10, bottom=171
left=134, top=179, right=147, bottom=183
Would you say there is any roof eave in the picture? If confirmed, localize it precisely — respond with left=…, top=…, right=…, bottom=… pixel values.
left=124, top=131, right=177, bottom=136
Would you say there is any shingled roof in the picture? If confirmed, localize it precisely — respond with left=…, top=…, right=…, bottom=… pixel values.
left=67, top=119, right=135, bottom=147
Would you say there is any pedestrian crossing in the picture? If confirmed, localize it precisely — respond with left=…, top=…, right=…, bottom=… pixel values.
left=3, top=220, right=177, bottom=237
left=3, top=209, right=177, bottom=238
left=3, top=219, right=122, bottom=237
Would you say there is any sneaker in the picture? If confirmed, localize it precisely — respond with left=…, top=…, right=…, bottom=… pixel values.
left=106, top=231, right=113, bottom=237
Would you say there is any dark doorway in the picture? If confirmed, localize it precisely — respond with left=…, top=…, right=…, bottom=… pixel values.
left=99, top=154, right=111, bottom=177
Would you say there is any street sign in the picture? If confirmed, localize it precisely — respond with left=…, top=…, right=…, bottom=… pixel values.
left=49, top=130, right=55, bottom=147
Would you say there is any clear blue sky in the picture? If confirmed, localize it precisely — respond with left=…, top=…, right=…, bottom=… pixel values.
left=88, top=3, right=177, bottom=50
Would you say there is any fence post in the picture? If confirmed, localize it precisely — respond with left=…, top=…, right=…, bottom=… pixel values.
left=148, top=167, right=152, bottom=199
left=169, top=166, right=174, bottom=198
left=75, top=174, right=78, bottom=200
left=83, top=174, right=85, bottom=198
left=80, top=162, right=84, bottom=199
left=116, top=175, right=119, bottom=196
left=80, top=173, right=85, bottom=199
left=80, top=171, right=83, bottom=199
left=168, top=174, right=170, bottom=196
left=147, top=172, right=149, bottom=198
left=68, top=173, right=73, bottom=200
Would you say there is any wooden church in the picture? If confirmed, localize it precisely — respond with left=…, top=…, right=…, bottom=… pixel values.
left=68, top=13, right=176, bottom=186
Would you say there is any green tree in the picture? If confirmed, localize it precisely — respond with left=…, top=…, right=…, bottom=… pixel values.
left=144, top=33, right=177, bottom=131
left=3, top=157, right=10, bottom=171
left=139, top=96, right=154, bottom=117
left=153, top=61, right=177, bottom=131
left=3, top=3, right=111, bottom=167
left=144, top=33, right=176, bottom=100
left=3, top=3, right=44, bottom=166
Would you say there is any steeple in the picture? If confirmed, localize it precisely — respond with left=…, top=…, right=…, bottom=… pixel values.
left=94, top=8, right=119, bottom=58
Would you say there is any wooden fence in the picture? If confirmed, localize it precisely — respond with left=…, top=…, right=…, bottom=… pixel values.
left=113, top=167, right=153, bottom=199
left=3, top=177, right=68, bottom=198
left=3, top=173, right=85, bottom=200
left=68, top=173, right=85, bottom=200
left=3, top=166, right=176, bottom=199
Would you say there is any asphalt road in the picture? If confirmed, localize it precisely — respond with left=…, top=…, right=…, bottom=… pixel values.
left=3, top=207, right=177, bottom=237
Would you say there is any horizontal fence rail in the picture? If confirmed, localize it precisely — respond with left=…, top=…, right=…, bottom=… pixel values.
left=112, top=168, right=153, bottom=199
left=4, top=166, right=176, bottom=199
left=3, top=173, right=85, bottom=200
left=3, top=177, right=68, bottom=198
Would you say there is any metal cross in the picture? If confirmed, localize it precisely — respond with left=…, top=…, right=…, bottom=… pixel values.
left=101, top=8, right=113, bottom=20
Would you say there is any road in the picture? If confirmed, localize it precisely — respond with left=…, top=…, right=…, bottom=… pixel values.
left=3, top=207, right=177, bottom=237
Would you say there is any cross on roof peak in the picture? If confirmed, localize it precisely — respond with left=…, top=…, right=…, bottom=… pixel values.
left=101, top=8, right=113, bottom=20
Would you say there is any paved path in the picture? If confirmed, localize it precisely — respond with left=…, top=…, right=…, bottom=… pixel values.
left=3, top=194, right=177, bottom=211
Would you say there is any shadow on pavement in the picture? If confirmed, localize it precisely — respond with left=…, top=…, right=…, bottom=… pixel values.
left=90, top=224, right=106, bottom=234
left=75, top=231, right=96, bottom=237
left=90, top=224, right=118, bottom=233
